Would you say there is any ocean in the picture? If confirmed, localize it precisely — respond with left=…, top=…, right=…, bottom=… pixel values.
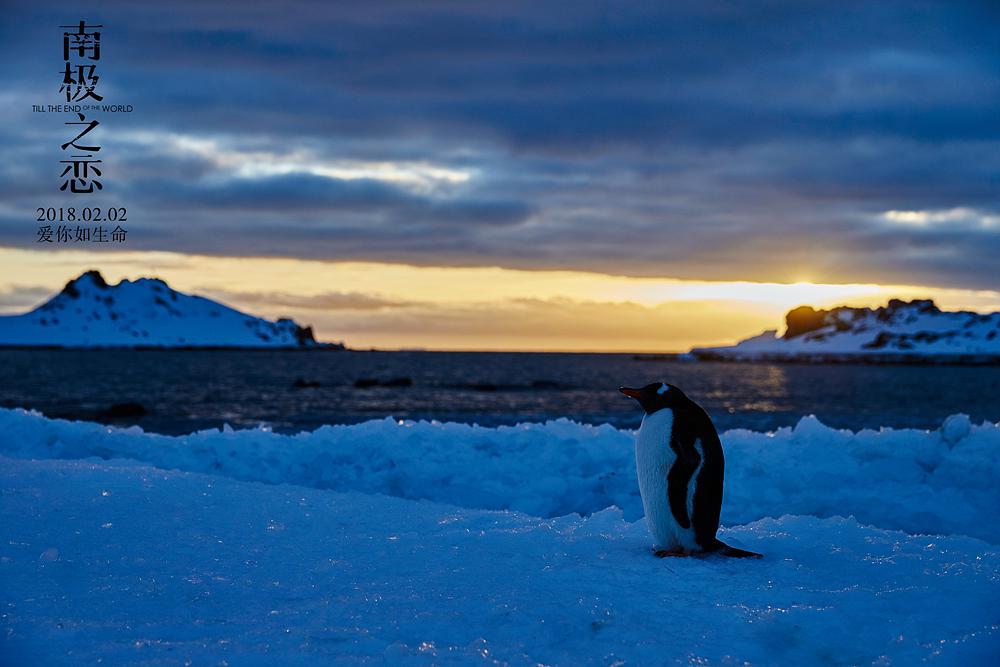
left=1, top=349, right=998, bottom=435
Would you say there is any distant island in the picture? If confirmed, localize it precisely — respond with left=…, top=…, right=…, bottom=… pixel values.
left=692, top=299, right=1000, bottom=364
left=0, top=270, right=344, bottom=349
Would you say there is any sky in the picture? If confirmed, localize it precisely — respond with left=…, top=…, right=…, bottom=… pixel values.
left=1, top=1, right=998, bottom=351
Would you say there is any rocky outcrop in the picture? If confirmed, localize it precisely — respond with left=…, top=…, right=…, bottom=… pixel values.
left=692, top=299, right=1000, bottom=364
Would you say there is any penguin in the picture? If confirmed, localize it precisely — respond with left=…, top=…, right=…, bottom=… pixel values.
left=619, top=382, right=762, bottom=559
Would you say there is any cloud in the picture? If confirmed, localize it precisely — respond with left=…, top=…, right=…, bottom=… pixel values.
left=1, top=1, right=999, bottom=290
left=881, top=208, right=1000, bottom=228
left=202, top=288, right=412, bottom=312
left=208, top=290, right=779, bottom=352
left=185, top=283, right=780, bottom=351
left=0, top=285, right=54, bottom=313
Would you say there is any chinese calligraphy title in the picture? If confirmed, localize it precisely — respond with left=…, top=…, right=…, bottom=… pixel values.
left=37, top=20, right=128, bottom=246
left=60, top=21, right=103, bottom=194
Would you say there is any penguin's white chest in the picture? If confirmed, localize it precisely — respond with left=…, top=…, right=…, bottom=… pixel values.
left=635, top=409, right=701, bottom=551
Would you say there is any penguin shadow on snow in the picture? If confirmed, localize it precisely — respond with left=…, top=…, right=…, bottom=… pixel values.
left=619, top=382, right=764, bottom=560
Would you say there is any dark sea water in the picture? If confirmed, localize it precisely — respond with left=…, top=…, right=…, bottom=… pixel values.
left=1, top=349, right=999, bottom=435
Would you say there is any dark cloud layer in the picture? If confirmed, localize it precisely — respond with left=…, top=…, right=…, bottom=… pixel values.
left=2, top=1, right=998, bottom=289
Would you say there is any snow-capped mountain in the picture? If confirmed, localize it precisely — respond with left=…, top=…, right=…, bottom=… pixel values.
left=0, top=270, right=332, bottom=348
left=693, top=298, right=1000, bottom=362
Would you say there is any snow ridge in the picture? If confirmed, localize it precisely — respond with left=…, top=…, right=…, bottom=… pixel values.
left=1, top=407, right=997, bottom=543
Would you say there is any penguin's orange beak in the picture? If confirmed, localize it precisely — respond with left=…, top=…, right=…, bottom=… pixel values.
left=619, top=386, right=642, bottom=399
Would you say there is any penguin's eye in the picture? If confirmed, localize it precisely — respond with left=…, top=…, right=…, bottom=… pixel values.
left=657, top=384, right=669, bottom=394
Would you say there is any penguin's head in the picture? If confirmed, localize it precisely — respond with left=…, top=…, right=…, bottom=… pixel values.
left=619, top=382, right=682, bottom=415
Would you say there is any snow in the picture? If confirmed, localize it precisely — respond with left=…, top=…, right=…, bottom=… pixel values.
left=1, top=409, right=999, bottom=664
left=0, top=270, right=323, bottom=348
left=3, top=456, right=999, bottom=666
left=2, top=407, right=997, bottom=542
left=694, top=299, right=1000, bottom=360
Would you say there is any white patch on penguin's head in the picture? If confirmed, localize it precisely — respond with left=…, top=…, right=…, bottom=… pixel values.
left=657, top=383, right=669, bottom=394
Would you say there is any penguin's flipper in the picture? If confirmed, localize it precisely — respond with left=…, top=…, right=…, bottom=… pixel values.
left=666, top=442, right=700, bottom=529
left=713, top=540, right=763, bottom=559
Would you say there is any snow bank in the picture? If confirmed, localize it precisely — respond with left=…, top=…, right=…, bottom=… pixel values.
left=3, top=456, right=998, bottom=666
left=1, top=408, right=997, bottom=543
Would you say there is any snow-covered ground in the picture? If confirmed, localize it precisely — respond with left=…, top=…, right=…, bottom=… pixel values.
left=2, top=409, right=998, bottom=664
left=0, top=270, right=326, bottom=348
left=693, top=299, right=1000, bottom=361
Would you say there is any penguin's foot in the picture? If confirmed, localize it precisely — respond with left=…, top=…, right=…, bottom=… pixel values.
left=713, top=540, right=763, bottom=559
left=653, top=548, right=690, bottom=558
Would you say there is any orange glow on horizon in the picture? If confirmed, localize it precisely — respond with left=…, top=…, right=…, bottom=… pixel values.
left=1, top=248, right=998, bottom=352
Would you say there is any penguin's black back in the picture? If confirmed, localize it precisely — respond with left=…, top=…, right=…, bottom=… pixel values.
left=668, top=394, right=724, bottom=550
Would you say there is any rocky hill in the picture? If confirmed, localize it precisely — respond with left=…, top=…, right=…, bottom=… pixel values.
left=692, top=299, right=1000, bottom=363
left=0, top=270, right=338, bottom=349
